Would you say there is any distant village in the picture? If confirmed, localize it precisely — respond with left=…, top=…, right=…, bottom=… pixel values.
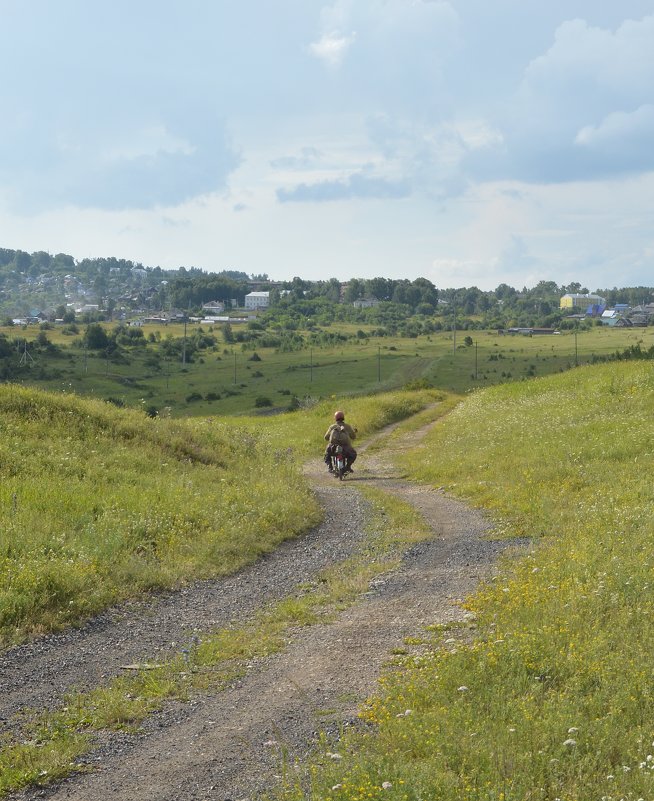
left=10, top=284, right=654, bottom=332
left=559, top=292, right=654, bottom=327
left=1, top=247, right=653, bottom=332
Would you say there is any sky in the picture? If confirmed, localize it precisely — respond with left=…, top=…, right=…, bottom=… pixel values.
left=2, top=0, right=654, bottom=291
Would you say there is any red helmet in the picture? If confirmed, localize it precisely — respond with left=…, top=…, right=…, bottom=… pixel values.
left=334, top=410, right=345, bottom=421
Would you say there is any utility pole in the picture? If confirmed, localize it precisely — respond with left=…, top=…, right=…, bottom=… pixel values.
left=310, top=348, right=313, bottom=383
left=18, top=340, right=34, bottom=367
left=574, top=328, right=578, bottom=367
left=233, top=351, right=236, bottom=384
left=452, top=303, right=457, bottom=356
left=182, top=317, right=187, bottom=365
left=475, top=340, right=478, bottom=380
left=378, top=345, right=381, bottom=382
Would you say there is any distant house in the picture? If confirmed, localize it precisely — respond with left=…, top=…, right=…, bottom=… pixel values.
left=244, top=291, right=270, bottom=310
left=202, top=300, right=225, bottom=314
left=631, top=304, right=654, bottom=318
left=560, top=293, right=607, bottom=310
left=601, top=309, right=620, bottom=326
left=353, top=297, right=380, bottom=309
left=507, top=327, right=558, bottom=336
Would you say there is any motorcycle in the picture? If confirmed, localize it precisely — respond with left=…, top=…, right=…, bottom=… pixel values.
left=331, top=444, right=349, bottom=480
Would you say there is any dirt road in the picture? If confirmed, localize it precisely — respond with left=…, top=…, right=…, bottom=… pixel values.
left=7, top=415, right=517, bottom=801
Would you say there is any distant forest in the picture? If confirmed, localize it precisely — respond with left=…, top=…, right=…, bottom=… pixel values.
left=1, top=245, right=653, bottom=330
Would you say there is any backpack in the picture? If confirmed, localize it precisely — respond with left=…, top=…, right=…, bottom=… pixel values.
left=329, top=424, right=351, bottom=447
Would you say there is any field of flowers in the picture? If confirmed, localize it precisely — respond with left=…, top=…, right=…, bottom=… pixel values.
left=279, top=361, right=654, bottom=800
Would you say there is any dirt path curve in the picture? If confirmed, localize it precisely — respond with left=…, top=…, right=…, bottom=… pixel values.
left=9, top=412, right=517, bottom=801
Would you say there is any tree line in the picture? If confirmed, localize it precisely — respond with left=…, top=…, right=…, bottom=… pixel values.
left=2, top=245, right=654, bottom=329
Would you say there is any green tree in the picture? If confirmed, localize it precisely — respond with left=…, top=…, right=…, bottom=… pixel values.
left=222, top=322, right=234, bottom=344
left=84, top=323, right=109, bottom=350
left=344, top=279, right=365, bottom=303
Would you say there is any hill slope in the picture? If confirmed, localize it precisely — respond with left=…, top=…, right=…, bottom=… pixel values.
left=285, top=361, right=654, bottom=800
left=0, top=384, right=320, bottom=643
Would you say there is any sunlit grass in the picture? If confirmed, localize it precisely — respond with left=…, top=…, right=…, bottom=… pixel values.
left=232, top=387, right=443, bottom=460
left=5, top=323, right=654, bottom=415
left=275, top=361, right=654, bottom=801
left=0, top=483, right=431, bottom=797
left=0, top=384, right=437, bottom=645
left=0, top=384, right=320, bottom=644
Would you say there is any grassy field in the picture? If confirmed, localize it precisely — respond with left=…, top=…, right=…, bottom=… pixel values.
left=3, top=321, right=654, bottom=415
left=276, top=360, right=654, bottom=801
left=0, top=383, right=436, bottom=645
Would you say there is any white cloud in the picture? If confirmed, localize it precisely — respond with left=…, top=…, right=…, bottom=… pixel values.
left=308, top=31, right=356, bottom=68
left=490, top=14, right=654, bottom=181
left=576, top=104, right=654, bottom=150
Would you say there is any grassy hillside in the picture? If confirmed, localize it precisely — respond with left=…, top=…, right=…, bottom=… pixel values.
left=280, top=361, right=654, bottom=801
left=0, top=384, right=323, bottom=644
left=0, top=384, right=438, bottom=646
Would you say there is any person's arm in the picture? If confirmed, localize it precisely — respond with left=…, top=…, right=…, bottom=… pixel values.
left=324, top=425, right=333, bottom=441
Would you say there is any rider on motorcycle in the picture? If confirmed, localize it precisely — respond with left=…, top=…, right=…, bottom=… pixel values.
left=324, top=410, right=357, bottom=473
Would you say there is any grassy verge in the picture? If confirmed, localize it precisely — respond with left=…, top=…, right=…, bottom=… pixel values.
left=234, top=387, right=443, bottom=460
left=0, top=384, right=321, bottom=645
left=0, top=487, right=431, bottom=796
left=274, top=361, right=654, bottom=800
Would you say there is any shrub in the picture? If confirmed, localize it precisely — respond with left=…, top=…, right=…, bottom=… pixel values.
left=185, top=392, right=203, bottom=403
left=254, top=396, right=273, bottom=408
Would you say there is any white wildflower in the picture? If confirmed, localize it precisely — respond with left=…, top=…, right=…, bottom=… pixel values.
left=563, top=739, right=577, bottom=747
left=382, top=782, right=393, bottom=790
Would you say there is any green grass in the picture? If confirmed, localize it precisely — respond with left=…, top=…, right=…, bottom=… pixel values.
left=231, top=387, right=444, bottom=460
left=0, top=484, right=432, bottom=797
left=0, top=384, right=320, bottom=643
left=4, top=322, right=654, bottom=416
left=274, top=361, right=654, bottom=801
left=0, top=383, right=437, bottom=645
